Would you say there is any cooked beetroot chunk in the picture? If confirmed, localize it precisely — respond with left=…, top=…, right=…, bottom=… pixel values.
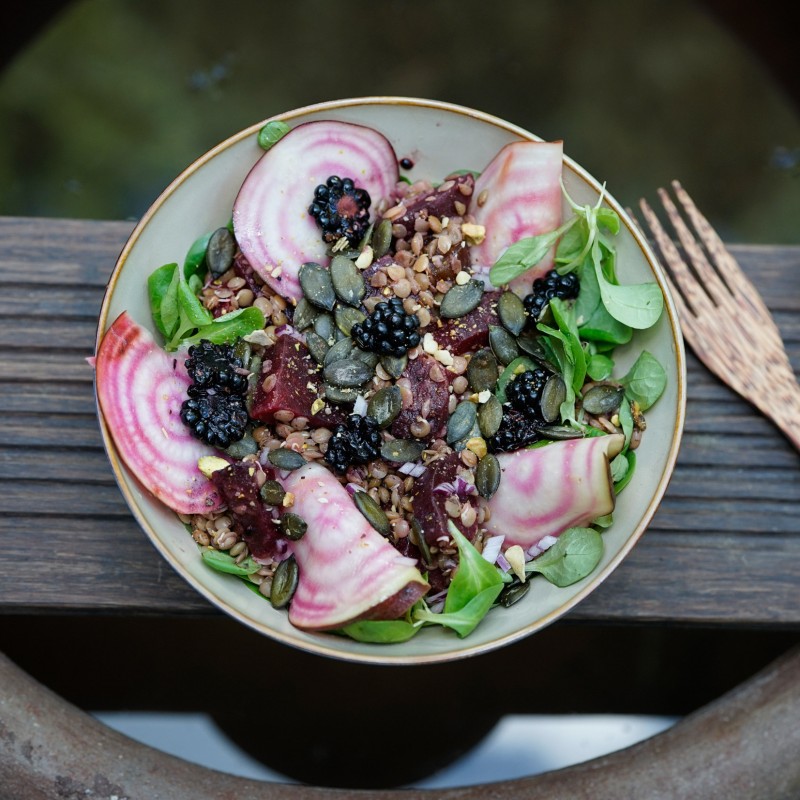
left=396, top=173, right=475, bottom=231
left=249, top=335, right=343, bottom=427
left=210, top=461, right=282, bottom=560
left=430, top=291, right=499, bottom=355
left=391, top=354, right=450, bottom=440
left=412, top=452, right=479, bottom=546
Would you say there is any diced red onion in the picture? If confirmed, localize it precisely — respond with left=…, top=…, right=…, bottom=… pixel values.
left=353, top=394, right=368, bottom=417
left=433, top=476, right=477, bottom=499
left=481, top=535, right=505, bottom=564
left=275, top=324, right=305, bottom=342
left=527, top=535, right=558, bottom=559
left=496, top=553, right=512, bottom=572
left=398, top=462, right=427, bottom=478
left=345, top=483, right=366, bottom=496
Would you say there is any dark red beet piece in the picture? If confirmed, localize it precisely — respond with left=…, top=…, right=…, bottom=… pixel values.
left=396, top=173, right=475, bottom=230
left=210, top=462, right=282, bottom=560
left=391, top=354, right=450, bottom=441
left=430, top=291, right=499, bottom=355
left=249, top=335, right=344, bottom=427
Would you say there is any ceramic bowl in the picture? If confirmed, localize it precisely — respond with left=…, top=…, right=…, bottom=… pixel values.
left=95, top=97, right=686, bottom=664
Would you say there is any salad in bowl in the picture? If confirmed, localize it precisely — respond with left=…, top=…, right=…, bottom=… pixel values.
left=95, top=98, right=685, bottom=663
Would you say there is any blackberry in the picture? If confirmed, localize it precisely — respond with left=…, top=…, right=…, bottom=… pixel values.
left=486, top=409, right=541, bottom=453
left=506, top=368, right=548, bottom=418
left=185, top=340, right=248, bottom=393
left=308, top=175, right=372, bottom=246
left=523, top=269, right=580, bottom=322
left=350, top=297, right=421, bottom=357
left=180, top=391, right=249, bottom=448
left=324, top=414, right=382, bottom=473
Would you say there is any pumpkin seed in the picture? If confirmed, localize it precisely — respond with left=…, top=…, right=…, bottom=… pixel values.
left=224, top=432, right=258, bottom=459
left=353, top=491, right=391, bottom=536
left=475, top=453, right=501, bottom=499
left=357, top=222, right=374, bottom=252
left=516, top=329, right=545, bottom=358
left=267, top=448, right=307, bottom=470
left=334, top=305, right=366, bottom=337
left=279, top=512, right=307, bottom=541
left=259, top=479, right=286, bottom=507
left=380, top=353, right=408, bottom=378
left=409, top=516, right=432, bottom=565
left=330, top=255, right=366, bottom=307
left=323, top=336, right=354, bottom=366
left=299, top=262, right=336, bottom=311
left=323, top=358, right=374, bottom=388
left=466, top=348, right=499, bottom=393
left=536, top=425, right=584, bottom=440
left=447, top=400, right=477, bottom=444
left=372, top=218, right=393, bottom=258
left=439, top=279, right=483, bottom=319
left=353, top=348, right=380, bottom=369
left=499, top=580, right=530, bottom=608
left=232, top=339, right=252, bottom=369
left=313, top=312, right=336, bottom=344
left=305, top=331, right=330, bottom=364
left=497, top=291, right=526, bottom=336
left=540, top=374, right=567, bottom=422
left=292, top=297, right=319, bottom=331
left=381, top=439, right=425, bottom=463
left=477, top=394, right=503, bottom=438
left=488, top=325, right=519, bottom=366
left=324, top=383, right=359, bottom=403
left=205, top=227, right=236, bottom=278
left=270, top=555, right=298, bottom=608
left=367, top=385, right=402, bottom=428
left=582, top=384, right=625, bottom=416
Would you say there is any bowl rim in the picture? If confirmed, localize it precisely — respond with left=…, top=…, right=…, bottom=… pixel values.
left=95, top=95, right=687, bottom=664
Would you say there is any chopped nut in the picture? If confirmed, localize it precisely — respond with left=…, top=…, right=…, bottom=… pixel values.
left=311, top=398, right=326, bottom=415
left=434, top=348, right=454, bottom=367
left=282, top=491, right=295, bottom=508
left=422, top=332, right=439, bottom=354
left=465, top=436, right=487, bottom=459
left=455, top=270, right=471, bottom=285
left=461, top=222, right=486, bottom=246
left=197, top=456, right=229, bottom=478
left=505, top=545, right=526, bottom=582
left=355, top=246, right=374, bottom=270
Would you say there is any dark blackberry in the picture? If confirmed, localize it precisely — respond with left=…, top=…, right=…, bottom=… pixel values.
left=523, top=269, right=580, bottom=322
left=486, top=409, right=541, bottom=453
left=185, top=340, right=248, bottom=393
left=506, top=368, right=548, bottom=417
left=324, top=414, right=382, bottom=473
left=350, top=297, right=421, bottom=357
left=308, top=175, right=372, bottom=246
left=180, top=391, right=249, bottom=448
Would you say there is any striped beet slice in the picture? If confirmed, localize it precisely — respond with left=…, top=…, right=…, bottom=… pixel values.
left=95, top=312, right=222, bottom=514
left=233, top=120, right=399, bottom=304
left=485, top=434, right=624, bottom=550
left=281, top=462, right=429, bottom=631
left=470, top=140, right=564, bottom=296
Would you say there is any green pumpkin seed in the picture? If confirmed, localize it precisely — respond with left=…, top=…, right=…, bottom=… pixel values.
left=536, top=425, right=584, bottom=440
left=540, top=374, right=567, bottom=422
left=371, top=218, right=393, bottom=258
left=334, top=305, right=366, bottom=337
left=475, top=453, right=501, bottom=499
left=497, top=291, right=526, bottom=336
left=313, top=312, right=336, bottom=344
left=305, top=331, right=330, bottom=364
left=439, top=279, right=483, bottom=319
left=582, top=384, right=625, bottom=416
left=267, top=448, right=307, bottom=471
left=499, top=580, right=530, bottom=608
left=232, top=339, right=252, bottom=369
left=323, top=358, right=374, bottom=388
left=367, top=385, right=402, bottom=428
left=488, top=325, right=519, bottom=366
left=260, top=479, right=286, bottom=507
left=353, top=491, right=391, bottom=536
left=353, top=348, right=380, bottom=369
left=380, top=353, right=408, bottom=379
left=324, top=383, right=359, bottom=403
left=381, top=439, right=425, bottom=463
left=292, top=297, right=319, bottom=331
left=330, top=255, right=367, bottom=307
left=477, top=394, right=503, bottom=438
left=447, top=400, right=477, bottom=444
left=516, top=329, right=545, bottom=358
left=299, top=262, right=336, bottom=311
left=245, top=355, right=262, bottom=414
left=279, top=512, right=307, bottom=541
left=357, top=223, right=374, bottom=252
left=205, top=227, right=236, bottom=278
left=270, top=555, right=298, bottom=609
left=467, top=348, right=499, bottom=393
left=323, top=336, right=354, bottom=366
left=409, top=516, right=432, bottom=565
left=224, top=432, right=258, bottom=459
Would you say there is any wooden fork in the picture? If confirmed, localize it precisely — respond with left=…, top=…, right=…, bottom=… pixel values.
left=636, top=180, right=800, bottom=452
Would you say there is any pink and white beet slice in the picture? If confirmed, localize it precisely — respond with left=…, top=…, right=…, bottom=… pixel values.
left=470, top=140, right=564, bottom=296
left=233, top=120, right=399, bottom=304
left=280, top=462, right=429, bottom=631
left=95, top=312, right=222, bottom=515
left=485, top=434, right=624, bottom=550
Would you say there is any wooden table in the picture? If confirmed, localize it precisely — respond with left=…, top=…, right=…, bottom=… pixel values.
left=1, top=217, right=799, bottom=797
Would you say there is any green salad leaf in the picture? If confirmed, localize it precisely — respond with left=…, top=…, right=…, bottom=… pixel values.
left=526, top=527, right=603, bottom=587
left=621, top=351, right=667, bottom=410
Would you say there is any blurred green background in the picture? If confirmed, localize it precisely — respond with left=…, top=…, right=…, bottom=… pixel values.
left=1, top=0, right=798, bottom=242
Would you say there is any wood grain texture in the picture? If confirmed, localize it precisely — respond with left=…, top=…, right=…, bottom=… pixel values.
left=0, top=217, right=798, bottom=626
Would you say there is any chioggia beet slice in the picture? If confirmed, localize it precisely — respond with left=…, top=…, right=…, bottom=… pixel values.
left=470, top=140, right=564, bottom=296
left=280, top=462, right=429, bottom=631
left=95, top=312, right=222, bottom=514
left=485, top=434, right=624, bottom=550
left=233, top=120, right=399, bottom=303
